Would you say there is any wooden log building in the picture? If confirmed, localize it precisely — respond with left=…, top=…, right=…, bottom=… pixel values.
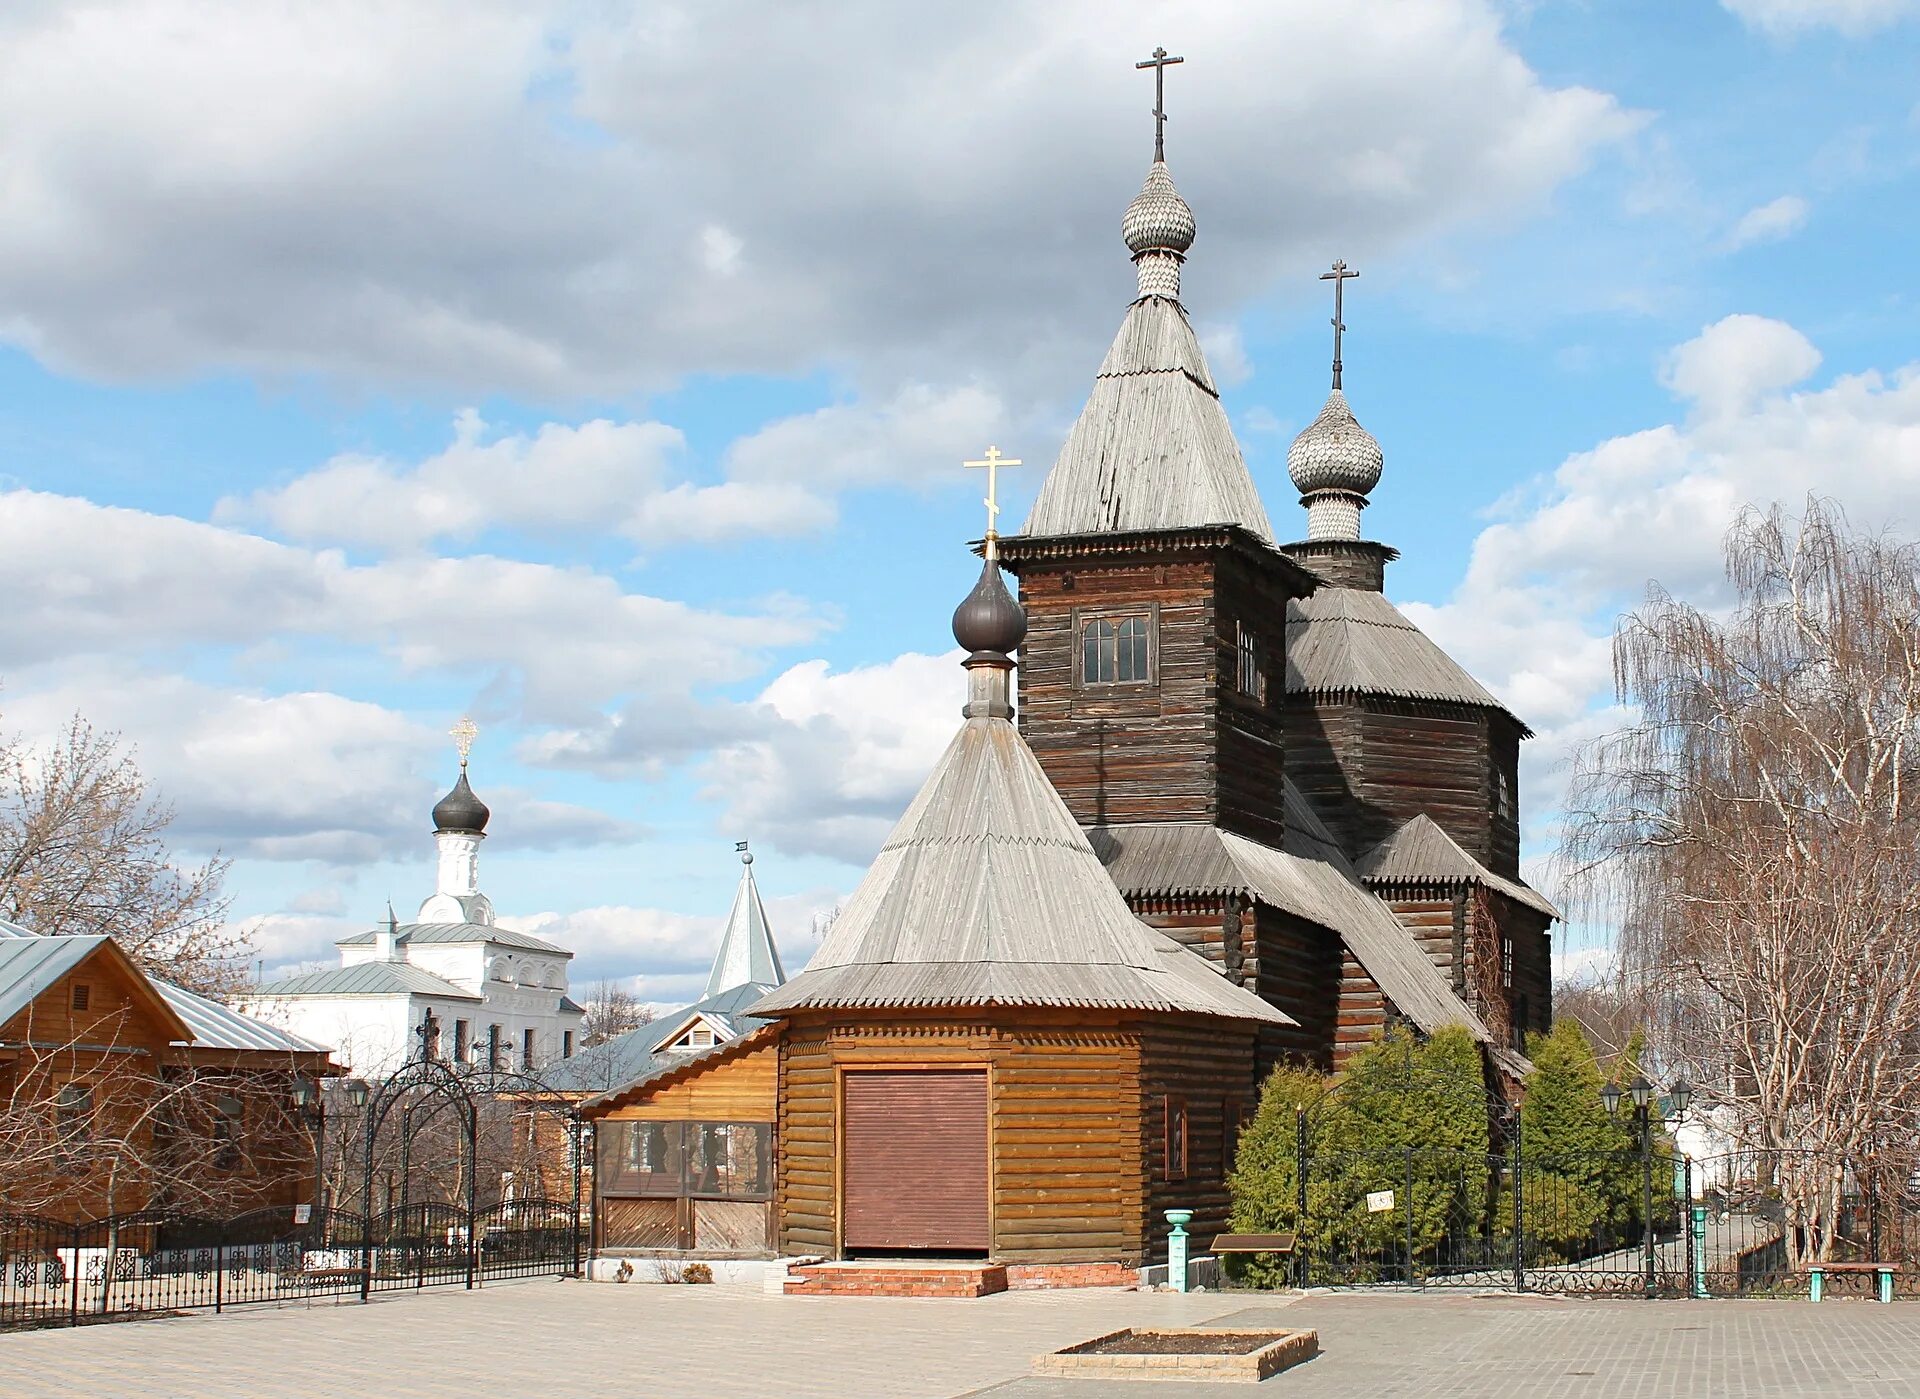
left=584, top=116, right=1555, bottom=1278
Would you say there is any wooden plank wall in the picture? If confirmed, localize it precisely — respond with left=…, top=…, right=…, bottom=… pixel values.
left=1017, top=553, right=1220, bottom=829
left=1138, top=1021, right=1258, bottom=1264
left=774, top=1014, right=1149, bottom=1266
left=601, top=1042, right=776, bottom=1123
left=1250, top=906, right=1340, bottom=1075
left=1334, top=950, right=1393, bottom=1069
left=1280, top=697, right=1371, bottom=856
left=1211, top=550, right=1299, bottom=850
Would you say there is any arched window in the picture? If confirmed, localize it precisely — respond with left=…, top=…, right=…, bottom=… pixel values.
left=1080, top=614, right=1153, bottom=684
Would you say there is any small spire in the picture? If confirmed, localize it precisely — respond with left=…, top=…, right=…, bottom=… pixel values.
left=705, top=843, right=786, bottom=997
left=387, top=900, right=399, bottom=934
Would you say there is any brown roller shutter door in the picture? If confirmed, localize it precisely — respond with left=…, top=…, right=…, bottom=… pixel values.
left=843, top=1069, right=989, bottom=1251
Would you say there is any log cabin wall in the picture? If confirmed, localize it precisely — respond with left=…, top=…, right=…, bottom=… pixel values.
left=774, top=1012, right=1149, bottom=1265
left=1138, top=1020, right=1259, bottom=1265
left=1124, top=897, right=1337, bottom=1079
left=1334, top=949, right=1395, bottom=1070
left=1211, top=548, right=1303, bottom=850
left=1015, top=548, right=1222, bottom=829
left=1283, top=694, right=1520, bottom=875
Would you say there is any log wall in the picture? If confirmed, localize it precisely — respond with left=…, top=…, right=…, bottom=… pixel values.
left=1283, top=694, right=1522, bottom=877
left=774, top=1012, right=1152, bottom=1265
left=1138, top=1021, right=1260, bottom=1264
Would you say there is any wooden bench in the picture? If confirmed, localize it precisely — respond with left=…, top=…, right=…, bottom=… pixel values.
left=1808, top=1262, right=1900, bottom=1303
left=1208, top=1233, right=1296, bottom=1257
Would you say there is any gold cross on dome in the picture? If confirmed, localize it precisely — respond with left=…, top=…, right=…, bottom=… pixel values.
left=449, top=716, right=478, bottom=767
left=963, top=445, right=1023, bottom=559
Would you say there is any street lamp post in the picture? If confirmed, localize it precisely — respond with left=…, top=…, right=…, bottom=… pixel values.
left=1604, top=1074, right=1693, bottom=1298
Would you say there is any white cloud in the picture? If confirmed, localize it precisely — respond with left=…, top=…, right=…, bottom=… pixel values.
left=502, top=886, right=843, bottom=1001
left=0, top=488, right=823, bottom=724
left=725, top=384, right=1009, bottom=490
left=1406, top=315, right=1920, bottom=841
left=1660, top=314, right=1822, bottom=419
left=702, top=650, right=964, bottom=865
left=1721, top=0, right=1920, bottom=35
left=1722, top=194, right=1810, bottom=250
left=219, top=410, right=831, bottom=551
left=0, top=662, right=636, bottom=863
left=0, top=2, right=1634, bottom=399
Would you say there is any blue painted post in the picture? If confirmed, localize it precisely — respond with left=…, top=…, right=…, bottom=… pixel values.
left=1810, top=1266, right=1825, bottom=1303
left=1165, top=1209, right=1193, bottom=1293
left=1878, top=1267, right=1894, bottom=1304
left=1690, top=1205, right=1708, bottom=1299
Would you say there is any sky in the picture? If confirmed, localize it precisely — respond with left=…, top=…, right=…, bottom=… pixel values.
left=2, top=0, right=1917, bottom=1008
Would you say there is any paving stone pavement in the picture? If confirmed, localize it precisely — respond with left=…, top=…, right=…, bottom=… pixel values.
left=4, top=1279, right=1920, bottom=1398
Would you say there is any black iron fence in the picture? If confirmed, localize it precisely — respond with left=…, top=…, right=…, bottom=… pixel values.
left=0, top=1197, right=583, bottom=1330
left=1273, top=1146, right=1920, bottom=1298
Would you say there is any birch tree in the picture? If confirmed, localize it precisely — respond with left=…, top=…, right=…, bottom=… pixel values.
left=1565, top=500, right=1920, bottom=1256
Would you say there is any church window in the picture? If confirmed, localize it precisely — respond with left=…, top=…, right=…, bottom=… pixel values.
left=523, top=1027, right=537, bottom=1069
left=562, top=1030, right=574, bottom=1059
left=1080, top=613, right=1153, bottom=685
left=1162, top=1095, right=1188, bottom=1181
left=487, top=1024, right=503, bottom=1071
left=455, top=1019, right=471, bottom=1063
left=1494, top=766, right=1514, bottom=821
left=1235, top=622, right=1264, bottom=701
left=1500, top=932, right=1514, bottom=990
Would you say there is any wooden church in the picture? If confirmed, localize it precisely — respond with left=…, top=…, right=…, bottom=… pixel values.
left=583, top=63, right=1554, bottom=1280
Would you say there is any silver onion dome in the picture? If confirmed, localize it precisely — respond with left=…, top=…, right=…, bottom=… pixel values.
left=1287, top=389, right=1383, bottom=497
left=1121, top=161, right=1196, bottom=255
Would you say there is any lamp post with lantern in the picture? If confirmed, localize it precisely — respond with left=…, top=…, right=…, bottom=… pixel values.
left=1603, top=1074, right=1692, bottom=1297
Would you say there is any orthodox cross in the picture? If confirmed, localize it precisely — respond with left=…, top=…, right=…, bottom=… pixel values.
left=1136, top=47, right=1184, bottom=162
left=450, top=716, right=478, bottom=769
left=416, top=1007, right=440, bottom=1061
left=1320, top=260, right=1359, bottom=390
left=964, top=446, right=1023, bottom=560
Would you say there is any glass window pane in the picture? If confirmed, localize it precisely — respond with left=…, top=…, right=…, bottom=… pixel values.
left=1082, top=622, right=1099, bottom=683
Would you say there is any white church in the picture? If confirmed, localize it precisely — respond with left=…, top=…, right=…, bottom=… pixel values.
left=246, top=741, right=585, bottom=1079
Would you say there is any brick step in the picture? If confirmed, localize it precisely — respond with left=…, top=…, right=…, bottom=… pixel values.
left=785, top=1263, right=1009, bottom=1298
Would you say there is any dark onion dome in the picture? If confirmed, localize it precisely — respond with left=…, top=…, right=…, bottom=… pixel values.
left=952, top=557, right=1027, bottom=658
left=432, top=767, right=490, bottom=834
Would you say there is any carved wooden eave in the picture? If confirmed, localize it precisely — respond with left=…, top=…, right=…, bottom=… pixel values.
left=992, top=525, right=1323, bottom=596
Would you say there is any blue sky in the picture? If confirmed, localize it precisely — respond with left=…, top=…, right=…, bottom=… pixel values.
left=2, top=0, right=1917, bottom=1005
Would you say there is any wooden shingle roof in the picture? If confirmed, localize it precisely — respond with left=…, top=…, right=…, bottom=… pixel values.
left=1284, top=587, right=1529, bottom=732
left=1088, top=785, right=1500, bottom=1044
left=1019, top=296, right=1274, bottom=543
left=1356, top=814, right=1559, bottom=920
left=748, top=715, right=1292, bottom=1026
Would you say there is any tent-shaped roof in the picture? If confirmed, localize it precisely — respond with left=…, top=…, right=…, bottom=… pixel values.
left=1357, top=814, right=1559, bottom=920
left=749, top=706, right=1291, bottom=1025
left=1284, top=587, right=1528, bottom=733
left=705, top=855, right=785, bottom=998
left=1020, top=296, right=1274, bottom=543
